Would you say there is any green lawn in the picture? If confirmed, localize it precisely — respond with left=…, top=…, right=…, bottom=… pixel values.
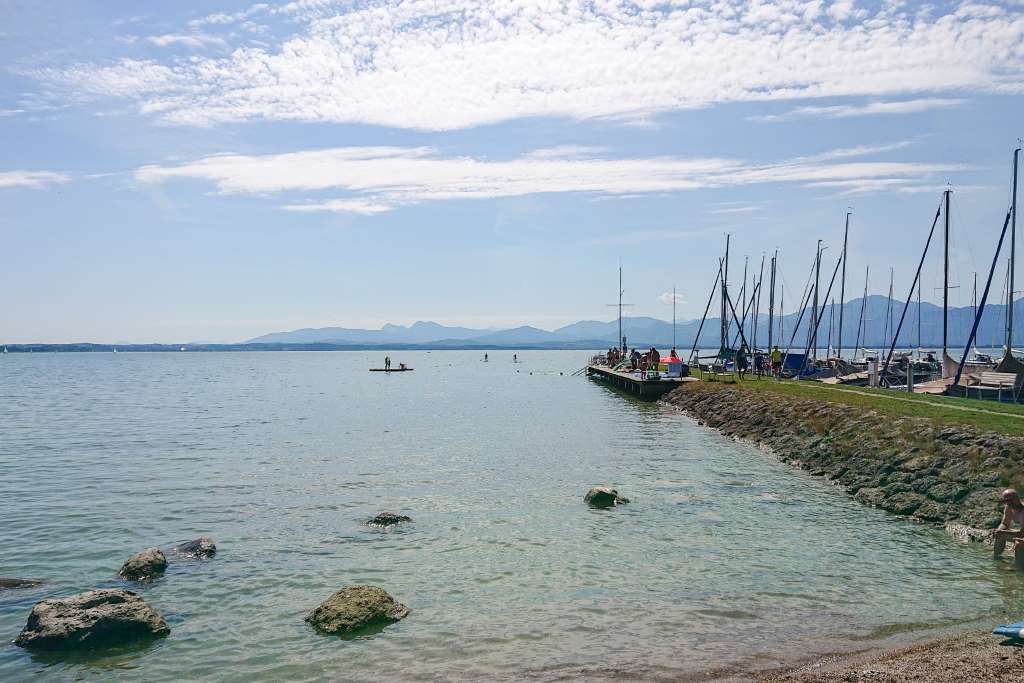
left=688, top=369, right=1024, bottom=437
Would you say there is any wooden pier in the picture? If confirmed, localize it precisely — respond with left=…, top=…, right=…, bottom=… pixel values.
left=586, top=365, right=697, bottom=399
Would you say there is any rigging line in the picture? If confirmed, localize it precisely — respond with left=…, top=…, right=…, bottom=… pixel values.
left=802, top=249, right=845, bottom=367
left=781, top=255, right=820, bottom=371
left=953, top=206, right=1014, bottom=386
left=882, top=203, right=943, bottom=374
left=688, top=260, right=723, bottom=365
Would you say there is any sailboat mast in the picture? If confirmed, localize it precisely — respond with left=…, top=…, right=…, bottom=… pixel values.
left=753, top=254, right=765, bottom=352
left=944, top=189, right=951, bottom=359
left=812, top=240, right=821, bottom=360
left=973, top=272, right=978, bottom=354
left=828, top=298, right=835, bottom=356
left=618, top=267, right=623, bottom=352
left=855, top=265, right=869, bottom=358
left=740, top=256, right=749, bottom=344
left=838, top=211, right=849, bottom=359
left=768, top=250, right=777, bottom=352
left=722, top=235, right=730, bottom=350
left=672, top=286, right=677, bottom=350
left=887, top=268, right=894, bottom=351
left=1009, top=147, right=1019, bottom=353
left=921, top=276, right=929, bottom=356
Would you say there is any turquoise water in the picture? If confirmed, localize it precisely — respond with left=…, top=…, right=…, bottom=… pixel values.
left=0, top=350, right=1021, bottom=681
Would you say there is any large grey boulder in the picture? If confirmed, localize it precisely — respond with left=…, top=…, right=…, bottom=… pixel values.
left=367, top=512, right=412, bottom=527
left=0, top=578, right=43, bottom=590
left=305, top=585, right=409, bottom=634
left=118, top=548, right=167, bottom=581
left=174, top=536, right=217, bottom=558
left=584, top=487, right=629, bottom=508
left=15, top=589, right=169, bottom=650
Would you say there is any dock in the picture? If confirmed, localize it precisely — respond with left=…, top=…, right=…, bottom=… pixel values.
left=586, top=365, right=697, bottom=399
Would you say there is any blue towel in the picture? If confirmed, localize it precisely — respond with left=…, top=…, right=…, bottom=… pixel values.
left=993, top=621, right=1024, bottom=639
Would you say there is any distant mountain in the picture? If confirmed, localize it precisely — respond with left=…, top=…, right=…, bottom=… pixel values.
left=457, top=325, right=559, bottom=345
left=247, top=320, right=488, bottom=345
left=244, top=296, right=1024, bottom=351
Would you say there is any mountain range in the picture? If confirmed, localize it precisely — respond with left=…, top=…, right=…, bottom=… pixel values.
left=247, top=296, right=1024, bottom=351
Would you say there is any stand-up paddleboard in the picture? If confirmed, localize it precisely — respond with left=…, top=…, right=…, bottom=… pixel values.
left=369, top=368, right=413, bottom=372
left=993, top=621, right=1024, bottom=639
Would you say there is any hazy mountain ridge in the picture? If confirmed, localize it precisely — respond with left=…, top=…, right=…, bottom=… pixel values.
left=246, top=296, right=1024, bottom=350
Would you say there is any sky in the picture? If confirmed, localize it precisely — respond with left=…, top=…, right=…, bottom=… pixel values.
left=2, top=0, right=1024, bottom=343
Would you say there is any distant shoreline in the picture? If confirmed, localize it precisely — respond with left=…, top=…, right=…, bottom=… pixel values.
left=0, top=343, right=942, bottom=353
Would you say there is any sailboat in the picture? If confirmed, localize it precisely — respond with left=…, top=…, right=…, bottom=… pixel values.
left=995, top=147, right=1024, bottom=374
left=940, top=190, right=960, bottom=380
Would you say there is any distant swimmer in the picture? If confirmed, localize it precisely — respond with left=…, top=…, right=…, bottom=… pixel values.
left=513, top=353, right=518, bottom=363
left=484, top=353, right=488, bottom=362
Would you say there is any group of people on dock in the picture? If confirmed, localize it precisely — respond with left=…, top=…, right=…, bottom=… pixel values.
left=606, top=346, right=681, bottom=379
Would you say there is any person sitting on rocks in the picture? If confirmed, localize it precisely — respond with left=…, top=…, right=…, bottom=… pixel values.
left=993, top=488, right=1024, bottom=568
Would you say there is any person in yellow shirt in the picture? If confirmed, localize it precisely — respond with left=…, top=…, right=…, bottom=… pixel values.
left=771, top=345, right=782, bottom=378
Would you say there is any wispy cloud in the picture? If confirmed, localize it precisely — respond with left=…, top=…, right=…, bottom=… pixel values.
left=0, top=171, right=71, bottom=189
left=30, top=1, right=1024, bottom=130
left=806, top=179, right=988, bottom=197
left=707, top=205, right=760, bottom=215
left=750, top=98, right=969, bottom=122
left=658, top=291, right=687, bottom=305
left=282, top=199, right=394, bottom=215
left=133, top=142, right=968, bottom=213
left=147, top=33, right=227, bottom=49
left=523, top=145, right=609, bottom=160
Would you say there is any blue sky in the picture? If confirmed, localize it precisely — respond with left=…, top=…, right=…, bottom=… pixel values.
left=2, top=0, right=1023, bottom=343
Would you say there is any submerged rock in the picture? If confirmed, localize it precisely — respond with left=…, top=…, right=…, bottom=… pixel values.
left=367, top=512, right=412, bottom=527
left=584, top=487, right=629, bottom=508
left=118, top=548, right=167, bottom=581
left=305, top=585, right=409, bottom=635
left=0, top=578, right=43, bottom=590
left=174, top=536, right=217, bottom=558
left=945, top=522, right=991, bottom=544
left=15, top=588, right=169, bottom=650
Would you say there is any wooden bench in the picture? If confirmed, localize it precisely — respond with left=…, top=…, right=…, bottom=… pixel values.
left=969, top=371, right=1022, bottom=401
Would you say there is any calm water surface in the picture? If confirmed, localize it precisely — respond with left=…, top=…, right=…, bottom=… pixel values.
left=0, top=351, right=1021, bottom=681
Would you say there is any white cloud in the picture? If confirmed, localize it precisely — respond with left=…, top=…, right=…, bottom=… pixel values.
left=524, top=145, right=609, bottom=160
left=750, top=98, right=969, bottom=122
left=147, top=33, right=227, bottom=49
left=133, top=142, right=969, bottom=212
left=32, top=1, right=1024, bottom=130
left=0, top=109, right=25, bottom=117
left=658, top=291, right=687, bottom=305
left=282, top=199, right=394, bottom=214
left=707, top=205, right=760, bottom=214
left=188, top=4, right=270, bottom=29
left=0, top=171, right=71, bottom=189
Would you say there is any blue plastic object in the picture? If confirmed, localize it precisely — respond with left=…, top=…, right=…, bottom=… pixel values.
left=993, top=621, right=1024, bottom=640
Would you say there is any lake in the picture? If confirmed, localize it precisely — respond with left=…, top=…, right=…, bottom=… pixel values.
left=0, top=351, right=1020, bottom=681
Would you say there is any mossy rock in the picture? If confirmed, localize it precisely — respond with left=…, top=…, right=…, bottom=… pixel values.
left=305, top=586, right=409, bottom=635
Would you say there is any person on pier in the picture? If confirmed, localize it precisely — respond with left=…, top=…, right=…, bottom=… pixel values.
left=993, top=488, right=1024, bottom=568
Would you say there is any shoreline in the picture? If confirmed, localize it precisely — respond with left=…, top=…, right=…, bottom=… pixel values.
left=659, top=381, right=1023, bottom=538
left=656, top=380, right=1024, bottom=680
left=755, top=628, right=1023, bottom=682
